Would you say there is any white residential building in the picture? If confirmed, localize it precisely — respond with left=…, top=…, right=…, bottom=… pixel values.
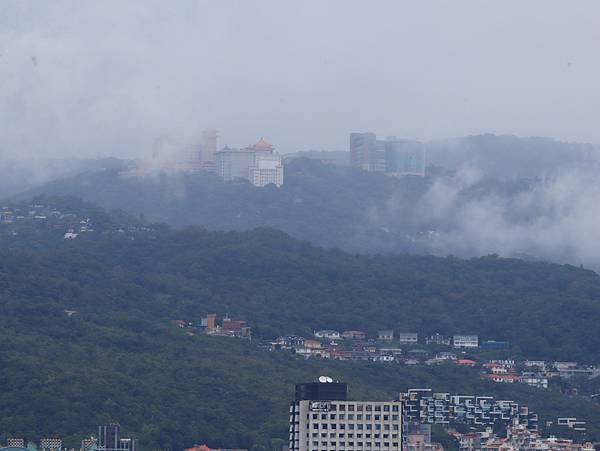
left=398, top=333, right=418, bottom=344
left=453, top=335, right=479, bottom=348
left=557, top=418, right=587, bottom=432
left=524, top=360, right=546, bottom=369
left=314, top=330, right=341, bottom=340
left=521, top=375, right=549, bottom=389
left=378, top=330, right=394, bottom=341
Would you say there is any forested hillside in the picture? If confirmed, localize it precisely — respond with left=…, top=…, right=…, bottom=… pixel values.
left=3, top=319, right=598, bottom=451
left=2, top=201, right=600, bottom=449
left=20, top=158, right=418, bottom=235
left=18, top=140, right=600, bottom=268
left=2, top=207, right=600, bottom=361
left=13, top=159, right=526, bottom=255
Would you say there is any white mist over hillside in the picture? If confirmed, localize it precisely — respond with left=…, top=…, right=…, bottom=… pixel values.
left=408, top=166, right=600, bottom=267
left=2, top=1, right=600, bottom=269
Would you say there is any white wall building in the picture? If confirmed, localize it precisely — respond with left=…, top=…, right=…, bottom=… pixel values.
left=378, top=330, right=394, bottom=341
left=398, top=333, right=418, bottom=344
left=215, top=146, right=256, bottom=181
left=453, top=335, right=479, bottom=348
left=250, top=154, right=284, bottom=187
left=216, top=138, right=284, bottom=187
left=290, top=396, right=402, bottom=451
left=314, top=330, right=341, bottom=340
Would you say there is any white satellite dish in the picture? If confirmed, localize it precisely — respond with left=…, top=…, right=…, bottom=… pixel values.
left=318, top=376, right=328, bottom=383
left=326, top=377, right=334, bottom=383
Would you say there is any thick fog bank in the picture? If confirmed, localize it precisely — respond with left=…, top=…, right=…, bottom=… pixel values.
left=371, top=165, right=600, bottom=268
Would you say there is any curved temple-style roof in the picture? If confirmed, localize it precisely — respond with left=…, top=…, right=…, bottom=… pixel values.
left=252, top=137, right=274, bottom=150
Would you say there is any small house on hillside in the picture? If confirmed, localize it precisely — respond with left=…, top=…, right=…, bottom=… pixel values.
left=398, top=333, right=418, bottom=344
left=342, top=330, right=366, bottom=340
left=314, top=330, right=341, bottom=340
left=378, top=330, right=394, bottom=341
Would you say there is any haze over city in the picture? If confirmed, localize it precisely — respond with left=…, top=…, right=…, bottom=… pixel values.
left=2, top=0, right=600, bottom=160
left=3, top=3, right=600, bottom=451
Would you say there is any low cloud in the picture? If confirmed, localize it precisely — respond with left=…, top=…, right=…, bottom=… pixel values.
left=400, top=166, right=600, bottom=267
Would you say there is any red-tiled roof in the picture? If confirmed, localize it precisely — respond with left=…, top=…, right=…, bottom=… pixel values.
left=253, top=137, right=273, bottom=150
left=456, top=359, right=477, bottom=365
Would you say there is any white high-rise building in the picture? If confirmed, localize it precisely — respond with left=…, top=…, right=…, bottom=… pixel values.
left=250, top=154, right=284, bottom=187
left=290, top=380, right=402, bottom=451
left=215, top=138, right=284, bottom=187
left=215, top=146, right=256, bottom=181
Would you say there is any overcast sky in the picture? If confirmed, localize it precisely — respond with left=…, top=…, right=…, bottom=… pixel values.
left=1, top=0, right=599, bottom=159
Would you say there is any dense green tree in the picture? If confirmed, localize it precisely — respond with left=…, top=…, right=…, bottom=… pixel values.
left=2, top=201, right=600, bottom=449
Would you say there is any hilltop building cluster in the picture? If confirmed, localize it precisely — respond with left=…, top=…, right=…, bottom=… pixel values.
left=400, top=389, right=538, bottom=431
left=268, top=331, right=600, bottom=394
left=173, top=317, right=600, bottom=396
left=0, top=204, right=53, bottom=224
left=0, top=202, right=154, bottom=241
left=171, top=314, right=252, bottom=339
left=171, top=318, right=600, bottom=397
left=450, top=424, right=594, bottom=451
left=287, top=379, right=589, bottom=451
left=161, top=129, right=284, bottom=187
left=480, top=360, right=600, bottom=389
left=125, top=129, right=430, bottom=187
left=200, top=313, right=252, bottom=338
left=272, top=330, right=501, bottom=363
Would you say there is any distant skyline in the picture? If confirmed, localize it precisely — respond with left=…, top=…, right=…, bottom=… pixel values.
left=1, top=1, right=600, bottom=159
